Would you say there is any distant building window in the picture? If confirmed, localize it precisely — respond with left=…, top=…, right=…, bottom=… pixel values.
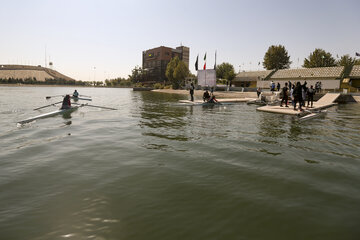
left=166, top=52, right=170, bottom=56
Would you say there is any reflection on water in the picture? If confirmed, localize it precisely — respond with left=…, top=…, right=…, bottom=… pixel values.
left=136, top=92, right=190, bottom=147
left=62, top=111, right=73, bottom=120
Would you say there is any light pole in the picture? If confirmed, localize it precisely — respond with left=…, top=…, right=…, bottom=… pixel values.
left=93, top=67, right=96, bottom=83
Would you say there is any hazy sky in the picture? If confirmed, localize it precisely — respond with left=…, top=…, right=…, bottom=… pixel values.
left=0, top=0, right=359, bottom=81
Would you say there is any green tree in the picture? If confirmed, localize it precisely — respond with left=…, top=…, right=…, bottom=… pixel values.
left=337, top=54, right=356, bottom=66
left=303, top=49, right=336, bottom=68
left=263, top=45, right=291, bottom=70
left=337, top=54, right=360, bottom=66
left=166, top=56, right=189, bottom=89
left=216, top=62, right=236, bottom=85
left=128, top=66, right=145, bottom=83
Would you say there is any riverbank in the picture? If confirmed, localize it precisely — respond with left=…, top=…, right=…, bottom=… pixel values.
left=151, top=89, right=257, bottom=98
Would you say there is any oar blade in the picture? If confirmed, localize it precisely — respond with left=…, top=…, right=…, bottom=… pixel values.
left=85, top=104, right=117, bottom=110
left=33, top=101, right=63, bottom=110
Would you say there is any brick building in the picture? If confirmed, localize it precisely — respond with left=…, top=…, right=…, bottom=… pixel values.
left=142, top=45, right=189, bottom=83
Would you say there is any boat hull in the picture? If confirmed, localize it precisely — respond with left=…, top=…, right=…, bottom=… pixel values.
left=18, top=107, right=79, bottom=124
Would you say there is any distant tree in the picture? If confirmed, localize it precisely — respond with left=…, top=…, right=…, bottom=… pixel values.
left=104, top=77, right=132, bottom=87
left=303, top=49, right=336, bottom=68
left=216, top=62, right=236, bottom=85
left=128, top=66, right=145, bottom=83
left=263, top=45, right=291, bottom=70
left=166, top=56, right=189, bottom=89
left=337, top=54, right=356, bottom=67
left=336, top=54, right=360, bottom=78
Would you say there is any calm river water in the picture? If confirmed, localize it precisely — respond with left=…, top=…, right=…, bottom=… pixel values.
left=0, top=86, right=360, bottom=240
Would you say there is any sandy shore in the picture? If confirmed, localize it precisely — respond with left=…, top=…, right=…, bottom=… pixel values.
left=151, top=89, right=257, bottom=99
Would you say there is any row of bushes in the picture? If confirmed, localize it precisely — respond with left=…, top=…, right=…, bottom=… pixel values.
left=133, top=82, right=171, bottom=89
left=1, top=77, right=174, bottom=89
left=0, top=77, right=91, bottom=86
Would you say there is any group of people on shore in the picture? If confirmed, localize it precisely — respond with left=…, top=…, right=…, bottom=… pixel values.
left=271, top=81, right=322, bottom=94
left=189, top=80, right=318, bottom=109
left=270, top=81, right=281, bottom=92
left=280, top=81, right=315, bottom=111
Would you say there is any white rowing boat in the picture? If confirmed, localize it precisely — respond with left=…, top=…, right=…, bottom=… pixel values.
left=17, top=106, right=80, bottom=124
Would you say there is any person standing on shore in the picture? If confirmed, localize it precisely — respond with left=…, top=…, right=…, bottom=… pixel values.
left=257, top=87, right=262, bottom=98
left=293, top=82, right=303, bottom=111
left=270, top=81, right=274, bottom=92
left=280, top=82, right=289, bottom=107
left=189, top=82, right=195, bottom=102
left=290, top=85, right=295, bottom=106
left=301, top=81, right=307, bottom=107
left=277, top=82, right=280, bottom=92
left=307, top=85, right=315, bottom=108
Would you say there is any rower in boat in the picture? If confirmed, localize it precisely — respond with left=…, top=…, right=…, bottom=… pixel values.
left=203, top=90, right=210, bottom=102
left=61, top=95, right=72, bottom=109
left=207, top=95, right=219, bottom=104
left=73, top=90, right=79, bottom=98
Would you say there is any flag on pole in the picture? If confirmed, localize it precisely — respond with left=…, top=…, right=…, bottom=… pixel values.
left=195, top=55, right=199, bottom=71
left=203, top=53, right=207, bottom=70
left=214, top=51, right=217, bottom=70
left=356, top=52, right=360, bottom=57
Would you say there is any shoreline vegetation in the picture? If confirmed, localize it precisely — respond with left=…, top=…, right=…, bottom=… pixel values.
left=152, top=89, right=257, bottom=98
left=0, top=78, right=91, bottom=86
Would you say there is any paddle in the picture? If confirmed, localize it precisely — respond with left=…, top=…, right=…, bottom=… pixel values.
left=84, top=104, right=117, bottom=110
left=34, top=101, right=63, bottom=110
left=79, top=94, right=91, bottom=98
left=45, top=95, right=64, bottom=99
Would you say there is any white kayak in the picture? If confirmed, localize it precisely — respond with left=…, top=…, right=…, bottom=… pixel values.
left=17, top=106, right=79, bottom=124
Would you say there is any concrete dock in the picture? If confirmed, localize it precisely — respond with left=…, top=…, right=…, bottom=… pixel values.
left=256, top=93, right=340, bottom=115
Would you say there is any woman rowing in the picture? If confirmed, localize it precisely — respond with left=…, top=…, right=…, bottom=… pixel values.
left=61, top=95, right=71, bottom=109
left=207, top=95, right=219, bottom=104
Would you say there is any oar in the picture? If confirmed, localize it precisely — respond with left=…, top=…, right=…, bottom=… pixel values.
left=79, top=94, right=91, bottom=98
left=34, top=101, right=63, bottom=110
left=45, top=95, right=64, bottom=99
left=84, top=104, right=117, bottom=110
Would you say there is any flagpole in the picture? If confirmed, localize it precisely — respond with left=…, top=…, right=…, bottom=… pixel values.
left=204, top=52, right=207, bottom=87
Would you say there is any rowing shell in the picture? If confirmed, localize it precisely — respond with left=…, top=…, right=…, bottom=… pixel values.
left=17, top=106, right=79, bottom=124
